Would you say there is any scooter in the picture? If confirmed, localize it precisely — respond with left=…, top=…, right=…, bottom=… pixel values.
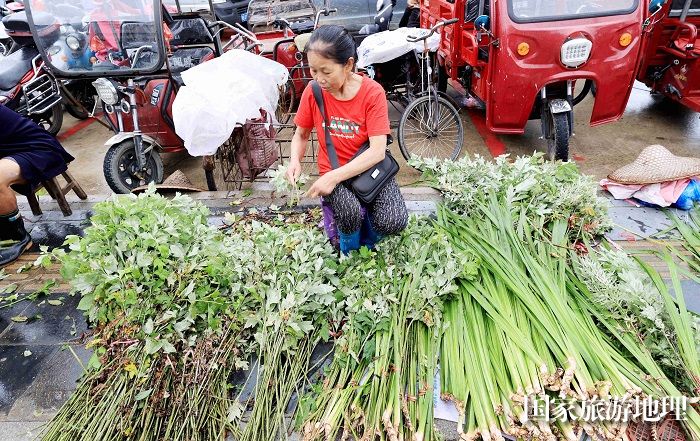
left=0, top=0, right=24, bottom=56
left=0, top=10, right=64, bottom=134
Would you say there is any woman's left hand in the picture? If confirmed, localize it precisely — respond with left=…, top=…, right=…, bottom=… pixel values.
left=306, top=172, right=339, bottom=198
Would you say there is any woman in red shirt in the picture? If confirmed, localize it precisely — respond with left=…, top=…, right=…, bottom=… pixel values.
left=287, top=25, right=408, bottom=255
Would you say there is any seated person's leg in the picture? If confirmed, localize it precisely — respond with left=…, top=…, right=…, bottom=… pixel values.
left=367, top=178, right=408, bottom=244
left=0, top=158, right=32, bottom=267
left=325, top=183, right=363, bottom=255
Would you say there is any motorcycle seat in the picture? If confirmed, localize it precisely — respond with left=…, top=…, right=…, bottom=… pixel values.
left=0, top=46, right=39, bottom=91
left=674, top=37, right=700, bottom=57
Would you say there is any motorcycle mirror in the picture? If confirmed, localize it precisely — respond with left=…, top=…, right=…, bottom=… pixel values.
left=475, top=14, right=489, bottom=31
left=649, top=0, right=665, bottom=13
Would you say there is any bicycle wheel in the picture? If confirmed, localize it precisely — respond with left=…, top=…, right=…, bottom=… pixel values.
left=398, top=95, right=463, bottom=161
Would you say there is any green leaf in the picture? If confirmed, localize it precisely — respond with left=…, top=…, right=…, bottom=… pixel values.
left=77, top=294, right=94, bottom=312
left=11, top=315, right=28, bottom=323
left=143, top=318, right=154, bottom=335
left=48, top=299, right=63, bottom=306
left=161, top=341, right=176, bottom=354
left=134, top=389, right=152, bottom=401
left=144, top=338, right=162, bottom=355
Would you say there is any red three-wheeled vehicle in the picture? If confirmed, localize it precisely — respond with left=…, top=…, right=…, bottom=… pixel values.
left=637, top=0, right=700, bottom=113
left=422, top=0, right=648, bottom=161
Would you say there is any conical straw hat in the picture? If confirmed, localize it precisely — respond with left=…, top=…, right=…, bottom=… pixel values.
left=131, top=170, right=204, bottom=194
left=607, top=145, right=700, bottom=185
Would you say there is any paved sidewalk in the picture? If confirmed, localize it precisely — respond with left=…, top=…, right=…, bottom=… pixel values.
left=0, top=188, right=698, bottom=440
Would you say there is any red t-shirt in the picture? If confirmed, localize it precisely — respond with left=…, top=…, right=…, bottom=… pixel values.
left=294, top=76, right=390, bottom=175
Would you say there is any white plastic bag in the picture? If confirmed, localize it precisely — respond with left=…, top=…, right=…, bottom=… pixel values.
left=357, top=28, right=441, bottom=68
left=173, top=50, right=289, bottom=157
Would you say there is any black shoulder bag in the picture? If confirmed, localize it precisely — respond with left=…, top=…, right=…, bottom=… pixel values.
left=310, top=81, right=399, bottom=204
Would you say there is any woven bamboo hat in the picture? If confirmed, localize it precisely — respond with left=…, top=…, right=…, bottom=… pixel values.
left=607, top=145, right=700, bottom=185
left=132, top=170, right=204, bottom=194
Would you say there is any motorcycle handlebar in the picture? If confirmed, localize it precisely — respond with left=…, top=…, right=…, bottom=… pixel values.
left=405, top=18, right=458, bottom=42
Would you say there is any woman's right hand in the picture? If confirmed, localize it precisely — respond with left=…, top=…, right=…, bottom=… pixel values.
left=286, top=159, right=302, bottom=186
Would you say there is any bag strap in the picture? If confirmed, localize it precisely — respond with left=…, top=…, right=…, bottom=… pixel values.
left=310, top=81, right=340, bottom=170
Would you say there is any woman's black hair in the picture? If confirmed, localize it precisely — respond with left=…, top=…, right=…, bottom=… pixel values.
left=306, top=25, right=357, bottom=68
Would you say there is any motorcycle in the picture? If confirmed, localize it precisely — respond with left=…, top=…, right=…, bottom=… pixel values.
left=0, top=10, right=63, bottom=134
left=1, top=0, right=25, bottom=56
left=424, top=0, right=646, bottom=161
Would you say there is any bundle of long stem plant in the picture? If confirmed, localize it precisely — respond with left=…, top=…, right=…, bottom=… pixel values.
left=296, top=218, right=476, bottom=441
left=438, top=203, right=700, bottom=440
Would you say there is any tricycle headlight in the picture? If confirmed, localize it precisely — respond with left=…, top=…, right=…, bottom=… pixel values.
left=92, top=78, right=119, bottom=106
left=561, top=38, right=592, bottom=68
left=66, top=34, right=81, bottom=51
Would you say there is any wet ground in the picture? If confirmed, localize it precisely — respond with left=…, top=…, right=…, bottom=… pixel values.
left=51, top=81, right=700, bottom=196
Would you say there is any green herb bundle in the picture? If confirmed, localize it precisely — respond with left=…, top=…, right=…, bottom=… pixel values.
left=411, top=153, right=612, bottom=242
left=42, top=189, right=257, bottom=441
left=297, top=217, right=476, bottom=441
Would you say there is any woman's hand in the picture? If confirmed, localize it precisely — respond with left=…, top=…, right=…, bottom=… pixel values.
left=306, top=171, right=339, bottom=198
left=286, top=159, right=302, bottom=186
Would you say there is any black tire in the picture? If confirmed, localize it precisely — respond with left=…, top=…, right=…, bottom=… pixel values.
left=64, top=82, right=96, bottom=120
left=398, top=95, right=464, bottom=162
left=103, top=139, right=164, bottom=194
left=546, top=111, right=570, bottom=161
left=31, top=104, right=63, bottom=136
left=0, top=41, right=7, bottom=57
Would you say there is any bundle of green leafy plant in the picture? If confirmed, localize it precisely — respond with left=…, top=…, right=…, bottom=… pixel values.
left=39, top=189, right=257, bottom=440
left=410, top=153, right=612, bottom=241
left=669, top=209, right=700, bottom=271
left=225, top=219, right=342, bottom=441
left=270, top=164, right=310, bottom=206
left=572, top=247, right=700, bottom=395
left=296, top=217, right=477, bottom=441
left=41, top=189, right=258, bottom=441
left=41, top=189, right=350, bottom=441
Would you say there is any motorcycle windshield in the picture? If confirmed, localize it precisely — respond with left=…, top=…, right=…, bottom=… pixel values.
left=24, top=0, right=165, bottom=77
left=507, top=0, right=639, bottom=23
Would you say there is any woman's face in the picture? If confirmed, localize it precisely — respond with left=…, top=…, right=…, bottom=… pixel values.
left=307, top=50, right=353, bottom=93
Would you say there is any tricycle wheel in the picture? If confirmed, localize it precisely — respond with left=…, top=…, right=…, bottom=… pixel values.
left=398, top=95, right=463, bottom=162
left=546, top=112, right=570, bottom=162
left=103, top=139, right=164, bottom=194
